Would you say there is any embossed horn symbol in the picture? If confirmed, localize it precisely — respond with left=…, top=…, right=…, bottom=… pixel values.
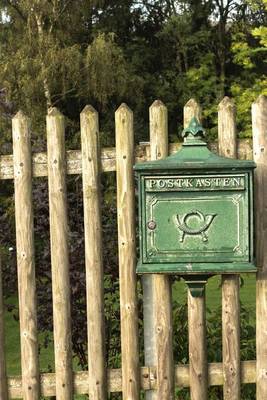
left=175, top=210, right=217, bottom=243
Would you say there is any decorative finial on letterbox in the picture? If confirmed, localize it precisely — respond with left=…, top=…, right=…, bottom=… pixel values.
left=182, top=117, right=205, bottom=142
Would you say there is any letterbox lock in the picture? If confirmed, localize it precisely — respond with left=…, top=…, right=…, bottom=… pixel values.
left=147, top=220, right=157, bottom=230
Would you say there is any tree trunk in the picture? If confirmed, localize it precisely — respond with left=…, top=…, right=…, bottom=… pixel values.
left=35, top=13, right=53, bottom=109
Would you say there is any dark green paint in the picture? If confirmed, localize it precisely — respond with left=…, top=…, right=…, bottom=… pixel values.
left=183, top=275, right=210, bottom=297
left=134, top=118, right=256, bottom=283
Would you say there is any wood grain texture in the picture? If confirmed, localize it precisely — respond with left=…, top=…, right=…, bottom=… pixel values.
left=0, top=140, right=253, bottom=180
left=221, top=275, right=240, bottom=399
left=0, top=257, right=8, bottom=400
left=218, top=97, right=237, bottom=158
left=80, top=106, right=107, bottom=400
left=218, top=97, right=241, bottom=400
left=183, top=98, right=202, bottom=127
left=252, top=95, right=267, bottom=399
left=6, top=361, right=257, bottom=398
left=153, top=275, right=174, bottom=399
left=115, top=104, right=140, bottom=400
left=188, top=290, right=208, bottom=400
left=142, top=100, right=174, bottom=400
left=46, top=108, right=73, bottom=400
left=12, top=111, right=40, bottom=400
left=184, top=99, right=208, bottom=400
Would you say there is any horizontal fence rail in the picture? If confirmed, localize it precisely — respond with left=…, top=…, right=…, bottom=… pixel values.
left=0, top=140, right=253, bottom=180
left=6, top=361, right=257, bottom=398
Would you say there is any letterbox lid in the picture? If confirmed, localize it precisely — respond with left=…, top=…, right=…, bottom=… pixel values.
left=134, top=118, right=256, bottom=172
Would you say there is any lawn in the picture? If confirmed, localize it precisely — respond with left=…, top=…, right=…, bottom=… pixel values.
left=173, top=273, right=256, bottom=311
left=4, top=297, right=87, bottom=399
left=3, top=273, right=256, bottom=397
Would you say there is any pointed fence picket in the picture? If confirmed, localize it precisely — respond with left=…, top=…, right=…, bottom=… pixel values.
left=115, top=104, right=140, bottom=400
left=47, top=108, right=73, bottom=399
left=12, top=111, right=39, bottom=400
left=80, top=106, right=107, bottom=400
left=184, top=100, right=208, bottom=400
left=0, top=96, right=266, bottom=399
left=218, top=97, right=241, bottom=400
left=252, top=95, right=267, bottom=399
left=143, top=100, right=174, bottom=400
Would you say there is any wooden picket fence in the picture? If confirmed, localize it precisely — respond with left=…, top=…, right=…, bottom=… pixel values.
left=0, top=95, right=266, bottom=400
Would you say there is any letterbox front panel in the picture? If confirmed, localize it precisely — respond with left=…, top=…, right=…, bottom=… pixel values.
left=140, top=173, right=252, bottom=267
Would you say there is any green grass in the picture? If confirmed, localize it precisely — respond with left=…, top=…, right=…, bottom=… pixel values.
left=4, top=297, right=55, bottom=376
left=4, top=297, right=87, bottom=399
left=3, top=274, right=256, bottom=398
left=173, top=273, right=256, bottom=312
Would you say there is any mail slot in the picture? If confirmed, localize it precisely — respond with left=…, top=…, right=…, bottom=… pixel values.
left=134, top=118, right=256, bottom=275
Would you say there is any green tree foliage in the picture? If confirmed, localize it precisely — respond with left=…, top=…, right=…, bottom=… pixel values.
left=0, top=0, right=266, bottom=143
left=0, top=0, right=139, bottom=143
left=85, top=33, right=130, bottom=106
left=231, top=0, right=267, bottom=136
left=0, top=2, right=266, bottom=386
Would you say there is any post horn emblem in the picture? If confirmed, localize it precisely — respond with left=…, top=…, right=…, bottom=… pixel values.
left=175, top=210, right=217, bottom=243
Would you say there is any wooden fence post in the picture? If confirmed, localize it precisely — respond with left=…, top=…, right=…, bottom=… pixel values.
left=0, top=257, right=8, bottom=400
left=184, top=98, right=202, bottom=127
left=115, top=104, right=140, bottom=400
left=47, top=108, right=72, bottom=400
left=80, top=105, right=107, bottom=400
left=218, top=97, right=241, bottom=400
left=188, top=289, right=208, bottom=400
left=12, top=111, right=39, bottom=400
left=143, top=100, right=174, bottom=400
left=252, top=95, right=267, bottom=399
left=184, top=99, right=208, bottom=400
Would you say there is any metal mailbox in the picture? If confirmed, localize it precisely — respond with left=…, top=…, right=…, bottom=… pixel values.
left=134, top=118, right=256, bottom=278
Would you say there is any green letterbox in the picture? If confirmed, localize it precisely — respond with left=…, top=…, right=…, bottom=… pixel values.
left=134, top=118, right=256, bottom=278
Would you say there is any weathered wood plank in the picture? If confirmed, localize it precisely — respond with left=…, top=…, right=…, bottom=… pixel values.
left=80, top=105, right=107, bottom=400
left=188, top=290, right=208, bottom=400
left=218, top=97, right=241, bottom=400
left=142, top=100, right=174, bottom=400
left=218, top=97, right=237, bottom=158
left=115, top=104, right=140, bottom=400
left=6, top=361, right=257, bottom=398
left=0, top=257, right=8, bottom=400
left=221, top=276, right=240, bottom=398
left=183, top=98, right=202, bottom=126
left=12, top=111, right=39, bottom=400
left=0, top=140, right=253, bottom=180
left=46, top=108, right=73, bottom=400
left=252, top=95, right=267, bottom=399
left=153, top=274, right=174, bottom=399
left=184, top=99, right=208, bottom=400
